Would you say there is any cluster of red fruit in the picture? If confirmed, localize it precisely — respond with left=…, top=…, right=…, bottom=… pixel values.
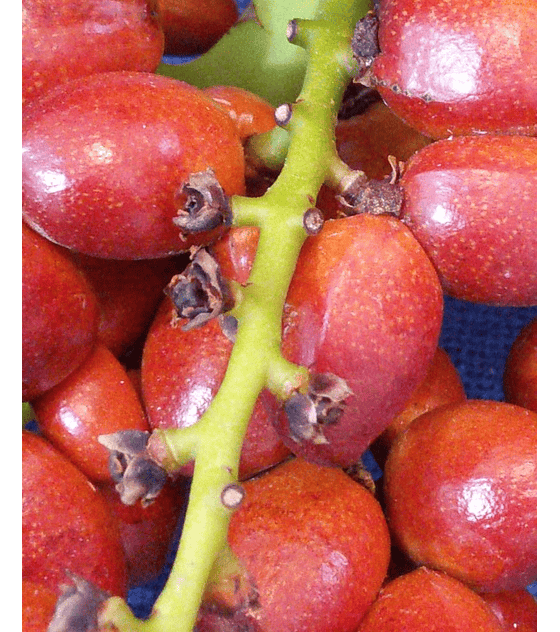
left=22, top=1, right=536, bottom=631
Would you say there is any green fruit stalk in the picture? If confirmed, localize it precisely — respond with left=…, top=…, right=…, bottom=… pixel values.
left=99, top=1, right=370, bottom=631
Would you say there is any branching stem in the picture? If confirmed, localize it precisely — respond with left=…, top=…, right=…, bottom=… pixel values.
left=99, top=4, right=365, bottom=632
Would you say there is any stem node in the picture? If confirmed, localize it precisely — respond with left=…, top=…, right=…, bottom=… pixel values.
left=220, top=483, right=246, bottom=510
left=274, top=102, right=293, bottom=126
left=302, top=207, right=324, bottom=235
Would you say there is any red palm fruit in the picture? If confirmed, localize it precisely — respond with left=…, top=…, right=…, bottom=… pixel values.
left=279, top=214, right=443, bottom=466
left=335, top=100, right=433, bottom=179
left=355, top=567, right=503, bottom=632
left=99, top=478, right=187, bottom=588
left=22, top=580, right=58, bottom=632
left=141, top=299, right=291, bottom=480
left=383, top=400, right=537, bottom=593
left=197, top=458, right=391, bottom=632
left=203, top=85, right=279, bottom=200
left=399, top=135, right=536, bottom=306
left=203, top=85, right=277, bottom=141
left=364, top=0, right=536, bottom=139
left=212, top=216, right=443, bottom=468
left=22, top=223, right=99, bottom=401
left=371, top=346, right=466, bottom=468
left=158, top=0, right=238, bottom=56
left=22, top=431, right=128, bottom=597
left=481, top=589, right=537, bottom=632
left=503, top=318, right=537, bottom=412
left=210, top=224, right=259, bottom=286
left=71, top=253, right=186, bottom=359
left=22, top=71, right=246, bottom=259
left=22, top=0, right=164, bottom=105
left=32, top=342, right=150, bottom=484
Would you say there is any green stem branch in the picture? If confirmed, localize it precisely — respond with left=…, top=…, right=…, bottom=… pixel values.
left=99, top=5, right=365, bottom=632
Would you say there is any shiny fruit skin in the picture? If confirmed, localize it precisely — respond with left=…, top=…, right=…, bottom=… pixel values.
left=212, top=217, right=443, bottom=467
left=22, top=223, right=99, bottom=401
left=71, top=252, right=185, bottom=359
left=503, top=318, right=537, bottom=412
left=371, top=346, right=466, bottom=468
left=203, top=85, right=277, bottom=141
left=202, top=85, right=278, bottom=199
left=158, top=0, right=238, bottom=56
left=383, top=400, right=537, bottom=593
left=141, top=299, right=291, bottom=480
left=22, top=580, right=58, bottom=632
left=22, top=0, right=164, bottom=105
left=334, top=100, right=432, bottom=180
left=22, top=431, right=128, bottom=597
left=99, top=479, right=187, bottom=588
left=32, top=342, right=150, bottom=484
left=355, top=567, right=503, bottom=632
left=210, top=225, right=260, bottom=286
left=480, top=589, right=537, bottom=632
left=280, top=214, right=443, bottom=467
left=22, top=71, right=246, bottom=259
left=399, top=135, right=536, bottom=306
left=199, top=458, right=391, bottom=632
left=370, top=0, right=536, bottom=139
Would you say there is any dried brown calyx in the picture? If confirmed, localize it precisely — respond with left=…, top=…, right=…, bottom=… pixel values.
left=284, top=372, right=353, bottom=445
left=198, top=545, right=260, bottom=629
left=351, top=11, right=380, bottom=87
left=47, top=573, right=109, bottom=632
left=97, top=430, right=168, bottom=506
left=337, top=157, right=405, bottom=217
left=344, top=461, right=379, bottom=498
left=165, top=246, right=235, bottom=332
left=174, top=168, right=232, bottom=234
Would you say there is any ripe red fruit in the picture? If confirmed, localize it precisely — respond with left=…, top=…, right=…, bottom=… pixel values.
left=355, top=567, right=503, bottom=632
left=141, top=299, right=291, bottom=480
left=503, top=318, right=537, bottom=412
left=203, top=85, right=277, bottom=141
left=198, top=458, right=391, bottom=632
left=202, top=85, right=279, bottom=199
left=32, top=342, right=150, bottom=484
left=334, top=100, right=432, bottom=179
left=399, top=135, right=536, bottom=306
left=22, top=71, right=246, bottom=259
left=71, top=253, right=186, bottom=359
left=22, top=0, right=164, bottom=105
left=158, top=0, right=238, bottom=56
left=366, top=0, right=536, bottom=139
left=383, top=400, right=537, bottom=593
left=210, top=224, right=260, bottom=286
left=99, top=478, right=187, bottom=588
left=22, top=580, right=58, bottom=632
left=481, top=589, right=537, bottom=632
left=22, top=431, right=128, bottom=597
left=371, top=346, right=466, bottom=468
left=279, top=214, right=443, bottom=467
left=22, top=223, right=99, bottom=401
left=212, top=216, right=443, bottom=467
